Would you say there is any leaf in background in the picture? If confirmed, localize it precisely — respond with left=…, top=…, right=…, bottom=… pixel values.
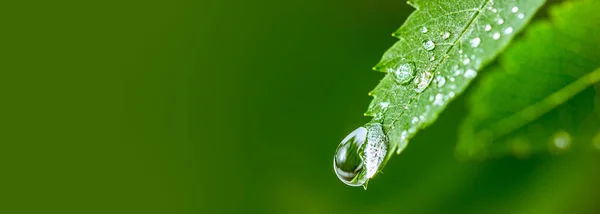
left=458, top=0, right=600, bottom=159
left=366, top=0, right=545, bottom=156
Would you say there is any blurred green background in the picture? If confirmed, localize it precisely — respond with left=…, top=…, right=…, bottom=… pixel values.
left=2, top=0, right=600, bottom=213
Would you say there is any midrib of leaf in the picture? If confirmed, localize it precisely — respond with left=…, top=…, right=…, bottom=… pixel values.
left=365, top=0, right=546, bottom=158
left=486, top=67, right=600, bottom=141
left=389, top=2, right=488, bottom=129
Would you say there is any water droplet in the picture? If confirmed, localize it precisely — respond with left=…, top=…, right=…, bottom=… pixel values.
left=463, top=58, right=471, bottom=65
left=492, top=32, right=501, bottom=40
left=504, top=27, right=513, bottom=34
left=390, top=62, right=416, bottom=84
left=429, top=95, right=434, bottom=101
left=511, top=6, right=519, bottom=13
left=334, top=123, right=387, bottom=187
left=379, top=102, right=389, bottom=109
left=464, top=69, right=477, bottom=78
left=470, top=37, right=481, bottom=47
left=553, top=131, right=571, bottom=150
left=448, top=91, right=455, bottom=98
left=453, top=69, right=462, bottom=76
left=414, top=71, right=433, bottom=93
left=433, top=93, right=444, bottom=106
left=497, top=18, right=504, bottom=25
left=411, top=117, right=419, bottom=124
left=423, top=40, right=435, bottom=51
left=518, top=13, right=525, bottom=19
left=429, top=56, right=435, bottom=61
left=450, top=77, right=455, bottom=82
left=420, top=26, right=428, bottom=33
left=458, top=49, right=463, bottom=54
left=442, top=32, right=450, bottom=40
left=484, top=24, right=492, bottom=32
left=334, top=127, right=367, bottom=186
left=436, top=76, right=446, bottom=87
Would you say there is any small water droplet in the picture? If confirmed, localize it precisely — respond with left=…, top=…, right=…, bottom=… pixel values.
left=484, top=24, right=492, bottom=32
left=334, top=123, right=387, bottom=188
left=442, top=32, right=450, bottom=40
left=450, top=77, right=455, bottom=82
left=379, top=102, right=389, bottom=109
left=429, top=95, right=434, bottom=101
left=414, top=71, right=433, bottom=93
left=458, top=49, right=463, bottom=54
left=464, top=69, right=477, bottom=78
left=511, top=6, right=519, bottom=13
left=429, top=56, right=435, bottom=61
left=411, top=117, right=419, bottom=124
left=436, top=76, right=446, bottom=87
left=453, top=69, right=462, bottom=76
left=389, top=62, right=416, bottom=84
left=423, top=40, right=435, bottom=51
left=518, top=13, right=525, bottom=19
left=553, top=131, right=571, bottom=150
left=448, top=92, right=455, bottom=98
left=420, top=26, right=428, bottom=33
left=470, top=37, right=481, bottom=47
left=433, top=93, right=444, bottom=106
left=492, top=32, right=501, bottom=40
left=463, top=58, right=471, bottom=65
left=497, top=18, right=504, bottom=25
left=504, top=27, right=513, bottom=34
left=491, top=8, right=497, bottom=13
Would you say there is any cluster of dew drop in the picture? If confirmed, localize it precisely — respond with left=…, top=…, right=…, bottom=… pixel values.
left=486, top=2, right=524, bottom=41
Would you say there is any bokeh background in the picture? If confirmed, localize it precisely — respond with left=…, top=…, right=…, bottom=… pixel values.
left=2, top=0, right=600, bottom=213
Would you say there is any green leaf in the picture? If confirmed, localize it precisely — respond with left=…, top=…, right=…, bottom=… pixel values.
left=458, top=0, right=600, bottom=159
left=365, top=0, right=545, bottom=156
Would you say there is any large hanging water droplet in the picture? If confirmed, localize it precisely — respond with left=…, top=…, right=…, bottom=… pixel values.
left=333, top=123, right=387, bottom=187
left=390, top=62, right=416, bottom=84
left=423, top=40, right=435, bottom=51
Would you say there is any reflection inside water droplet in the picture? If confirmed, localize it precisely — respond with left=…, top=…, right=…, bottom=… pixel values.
left=334, top=123, right=388, bottom=187
left=414, top=71, right=434, bottom=93
left=389, top=62, right=416, bottom=84
left=442, top=32, right=450, bottom=40
left=423, top=40, right=435, bottom=51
